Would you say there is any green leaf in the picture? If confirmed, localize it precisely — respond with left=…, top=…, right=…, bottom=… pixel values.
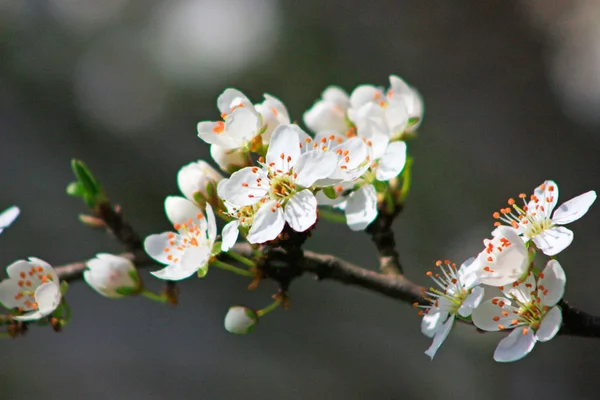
left=211, top=241, right=222, bottom=256
left=322, top=186, right=338, bottom=200
left=70, top=159, right=107, bottom=206
left=60, top=281, right=70, bottom=296
left=115, top=286, right=139, bottom=296
left=66, top=181, right=85, bottom=197
left=128, top=270, right=140, bottom=286
left=197, top=266, right=209, bottom=278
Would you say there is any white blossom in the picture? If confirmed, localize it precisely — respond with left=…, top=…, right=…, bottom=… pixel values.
left=303, top=86, right=351, bottom=135
left=84, top=254, right=140, bottom=298
left=224, top=306, right=258, bottom=334
left=210, top=144, right=252, bottom=173
left=472, top=260, right=566, bottom=362
left=177, top=160, right=223, bottom=203
left=493, top=180, right=596, bottom=256
left=219, top=125, right=337, bottom=244
left=472, top=226, right=529, bottom=287
left=144, top=198, right=217, bottom=280
left=0, top=258, right=61, bottom=321
left=418, top=259, right=484, bottom=359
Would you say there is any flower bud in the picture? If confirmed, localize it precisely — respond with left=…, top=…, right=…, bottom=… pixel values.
left=210, top=145, right=251, bottom=174
left=84, top=254, right=141, bottom=298
left=224, top=306, right=258, bottom=335
left=177, top=160, right=224, bottom=204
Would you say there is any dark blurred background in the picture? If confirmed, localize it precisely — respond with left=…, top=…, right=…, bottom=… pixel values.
left=2, top=0, right=600, bottom=399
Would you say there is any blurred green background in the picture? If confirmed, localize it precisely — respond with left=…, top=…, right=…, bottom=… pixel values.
left=1, top=1, right=600, bottom=399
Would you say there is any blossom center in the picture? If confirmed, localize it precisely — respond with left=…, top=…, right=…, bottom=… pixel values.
left=493, top=186, right=557, bottom=237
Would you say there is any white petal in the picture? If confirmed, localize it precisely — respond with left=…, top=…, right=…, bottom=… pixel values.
left=529, top=180, right=559, bottom=218
left=502, top=271, right=536, bottom=304
left=181, top=246, right=211, bottom=274
left=458, top=286, right=484, bottom=317
left=350, top=85, right=381, bottom=109
left=266, top=125, right=301, bottom=172
left=532, top=226, right=573, bottom=256
left=0, top=206, right=19, bottom=233
left=536, top=306, right=562, bottom=342
left=221, top=167, right=269, bottom=207
left=210, top=145, right=249, bottom=172
left=493, top=327, right=536, bottom=363
left=197, top=120, right=239, bottom=148
left=424, top=315, right=455, bottom=360
left=421, top=308, right=448, bottom=338
left=537, top=259, right=566, bottom=307
left=205, top=203, right=217, bottom=243
left=384, top=101, right=408, bottom=135
left=456, top=257, right=479, bottom=289
left=34, top=282, right=61, bottom=315
left=151, top=263, right=193, bottom=281
left=344, top=185, right=378, bottom=231
left=476, top=226, right=529, bottom=287
left=322, top=86, right=350, bottom=105
left=0, top=279, right=23, bottom=308
left=375, top=141, right=407, bottom=181
left=472, top=297, right=515, bottom=331
left=284, top=190, right=318, bottom=232
left=221, top=221, right=240, bottom=252
left=303, top=101, right=348, bottom=134
left=247, top=201, right=285, bottom=244
left=164, top=196, right=201, bottom=226
left=144, top=232, right=182, bottom=264
left=224, top=306, right=258, bottom=334
left=295, top=151, right=338, bottom=188
left=5, top=260, right=35, bottom=280
left=224, top=107, right=260, bottom=145
left=552, top=190, right=597, bottom=225
left=217, top=88, right=251, bottom=114
left=177, top=160, right=223, bottom=202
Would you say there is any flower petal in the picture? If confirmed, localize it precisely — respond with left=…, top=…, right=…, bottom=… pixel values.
left=536, top=306, right=562, bottom=342
left=205, top=203, right=217, bottom=243
left=221, top=221, right=240, bottom=252
left=150, top=263, right=192, bottom=281
left=502, top=271, right=536, bottom=304
left=181, top=246, right=211, bottom=274
left=552, top=190, right=597, bottom=225
left=247, top=201, right=285, bottom=244
left=476, top=226, right=529, bottom=287
left=376, top=141, right=407, bottom=181
left=472, top=297, right=515, bottom=331
left=344, top=184, right=378, bottom=231
left=493, top=327, right=536, bottom=362
left=350, top=85, right=381, bottom=109
left=0, top=279, right=23, bottom=308
left=458, top=286, right=484, bottom=317
left=0, top=206, right=19, bottom=234
left=295, top=151, right=338, bottom=188
left=6, top=259, right=35, bottom=280
left=528, top=180, right=559, bottom=219
left=424, top=315, right=455, bottom=359
left=266, top=125, right=301, bottom=172
left=537, top=259, right=566, bottom=307
left=284, top=190, right=317, bottom=232
left=224, top=107, right=260, bottom=145
left=144, top=232, right=183, bottom=265
left=532, top=226, right=573, bottom=256
left=384, top=101, right=408, bottom=136
left=221, top=167, right=269, bottom=207
left=217, top=88, right=251, bottom=114
left=421, top=308, right=448, bottom=338
left=164, top=196, right=201, bottom=226
left=13, top=282, right=61, bottom=321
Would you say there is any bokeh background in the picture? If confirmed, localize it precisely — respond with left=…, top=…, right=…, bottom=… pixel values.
left=2, top=0, right=600, bottom=399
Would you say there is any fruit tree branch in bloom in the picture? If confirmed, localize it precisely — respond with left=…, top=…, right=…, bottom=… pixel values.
left=51, top=244, right=600, bottom=339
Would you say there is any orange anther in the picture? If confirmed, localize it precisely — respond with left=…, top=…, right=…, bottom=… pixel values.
left=493, top=316, right=500, bottom=322
left=508, top=198, right=515, bottom=205
left=212, top=121, right=225, bottom=134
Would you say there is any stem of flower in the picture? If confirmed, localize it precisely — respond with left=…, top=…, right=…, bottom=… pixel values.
left=317, top=208, right=347, bottom=223
left=61, top=298, right=72, bottom=326
left=140, top=289, right=168, bottom=303
left=211, top=259, right=255, bottom=277
left=256, top=298, right=282, bottom=317
left=226, top=251, right=256, bottom=269
left=397, top=158, right=413, bottom=204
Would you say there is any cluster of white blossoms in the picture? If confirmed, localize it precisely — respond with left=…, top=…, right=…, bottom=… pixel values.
left=1, top=75, right=596, bottom=362
left=418, top=180, right=596, bottom=362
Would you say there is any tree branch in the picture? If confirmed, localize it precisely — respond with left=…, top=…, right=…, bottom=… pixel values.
left=52, top=244, right=600, bottom=338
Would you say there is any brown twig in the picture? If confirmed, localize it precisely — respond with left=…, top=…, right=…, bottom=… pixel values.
left=366, top=212, right=404, bottom=275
